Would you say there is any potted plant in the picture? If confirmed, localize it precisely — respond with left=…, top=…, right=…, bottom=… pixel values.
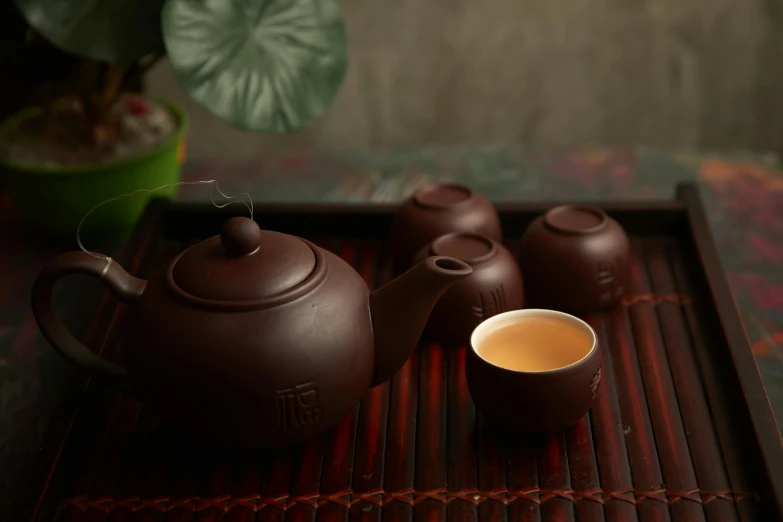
left=1, top=0, right=348, bottom=239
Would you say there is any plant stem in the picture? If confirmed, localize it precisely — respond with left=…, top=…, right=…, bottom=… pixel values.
left=123, top=52, right=162, bottom=93
left=77, top=60, right=101, bottom=132
left=88, top=62, right=131, bottom=147
left=98, top=64, right=128, bottom=116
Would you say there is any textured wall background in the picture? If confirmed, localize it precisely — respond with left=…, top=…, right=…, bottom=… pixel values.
left=147, top=0, right=783, bottom=160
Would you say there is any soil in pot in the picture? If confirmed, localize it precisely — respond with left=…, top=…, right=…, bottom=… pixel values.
left=0, top=94, right=178, bottom=168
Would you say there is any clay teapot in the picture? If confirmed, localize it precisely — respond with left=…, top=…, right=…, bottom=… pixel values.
left=518, top=205, right=631, bottom=314
left=32, top=217, right=472, bottom=449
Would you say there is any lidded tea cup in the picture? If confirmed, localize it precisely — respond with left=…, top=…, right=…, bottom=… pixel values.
left=390, top=183, right=502, bottom=274
left=413, top=232, right=524, bottom=345
left=518, top=205, right=631, bottom=314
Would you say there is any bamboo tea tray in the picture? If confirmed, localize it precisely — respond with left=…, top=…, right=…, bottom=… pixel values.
left=17, top=183, right=783, bottom=522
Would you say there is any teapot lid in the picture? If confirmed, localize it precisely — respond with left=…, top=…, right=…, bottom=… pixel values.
left=170, top=217, right=318, bottom=305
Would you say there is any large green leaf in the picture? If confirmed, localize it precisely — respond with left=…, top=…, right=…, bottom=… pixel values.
left=13, top=0, right=165, bottom=63
left=162, top=0, right=348, bottom=132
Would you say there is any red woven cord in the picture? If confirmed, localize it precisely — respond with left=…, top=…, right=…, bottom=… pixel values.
left=140, top=497, right=173, bottom=511
left=317, top=490, right=352, bottom=508
left=666, top=489, right=702, bottom=504
left=257, top=494, right=290, bottom=510
left=448, top=488, right=482, bottom=505
left=484, top=489, right=510, bottom=505
left=621, top=293, right=693, bottom=306
left=383, top=488, right=416, bottom=505
left=602, top=487, right=636, bottom=505
left=412, top=487, right=448, bottom=505
left=716, top=491, right=760, bottom=503
left=507, top=487, right=542, bottom=504
left=539, top=489, right=576, bottom=503
left=355, top=489, right=385, bottom=506
left=635, top=488, right=667, bottom=504
left=573, top=488, right=606, bottom=504
left=62, top=487, right=757, bottom=513
left=288, top=493, right=319, bottom=509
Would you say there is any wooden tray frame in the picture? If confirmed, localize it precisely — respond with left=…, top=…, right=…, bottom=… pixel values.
left=14, top=182, right=783, bottom=522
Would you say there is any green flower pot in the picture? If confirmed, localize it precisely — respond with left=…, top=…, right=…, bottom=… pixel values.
left=0, top=102, right=188, bottom=241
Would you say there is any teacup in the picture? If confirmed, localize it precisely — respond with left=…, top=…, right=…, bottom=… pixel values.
left=389, top=183, right=502, bottom=274
left=466, top=309, right=602, bottom=434
left=412, top=232, right=524, bottom=345
left=518, top=205, right=631, bottom=314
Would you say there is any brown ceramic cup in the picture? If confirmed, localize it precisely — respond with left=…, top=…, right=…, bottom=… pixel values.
left=390, top=183, right=502, bottom=274
left=413, top=233, right=524, bottom=345
left=466, top=309, right=602, bottom=434
left=518, top=205, right=631, bottom=314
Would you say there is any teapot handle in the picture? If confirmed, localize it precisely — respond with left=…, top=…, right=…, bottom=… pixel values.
left=31, top=251, right=147, bottom=393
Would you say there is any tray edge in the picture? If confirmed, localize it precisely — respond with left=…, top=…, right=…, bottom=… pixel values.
left=677, top=181, right=783, bottom=515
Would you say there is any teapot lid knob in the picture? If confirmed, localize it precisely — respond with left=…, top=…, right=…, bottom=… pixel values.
left=221, top=217, right=262, bottom=256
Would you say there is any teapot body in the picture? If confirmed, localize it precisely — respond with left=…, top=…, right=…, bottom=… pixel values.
left=125, top=248, right=374, bottom=449
left=32, top=216, right=473, bottom=450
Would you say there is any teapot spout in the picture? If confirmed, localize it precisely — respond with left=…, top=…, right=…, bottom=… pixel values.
left=369, top=256, right=472, bottom=386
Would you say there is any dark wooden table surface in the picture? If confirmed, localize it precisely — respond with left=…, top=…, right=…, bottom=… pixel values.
left=2, top=146, right=782, bottom=519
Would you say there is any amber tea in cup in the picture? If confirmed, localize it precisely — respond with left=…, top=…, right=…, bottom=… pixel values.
left=466, top=309, right=602, bottom=434
left=477, top=314, right=593, bottom=372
